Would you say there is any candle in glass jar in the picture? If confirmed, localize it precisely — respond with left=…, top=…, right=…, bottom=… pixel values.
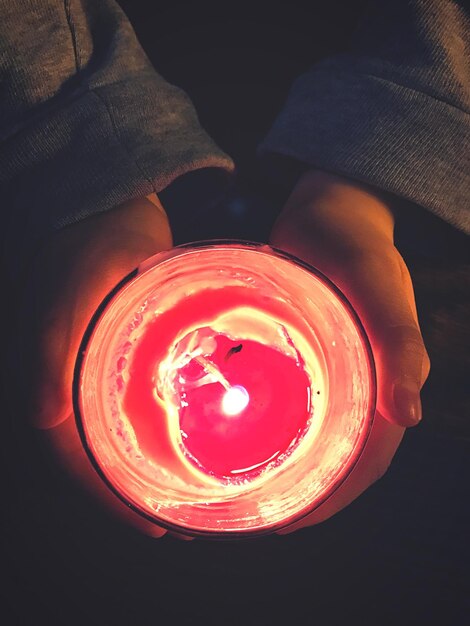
left=75, top=242, right=375, bottom=537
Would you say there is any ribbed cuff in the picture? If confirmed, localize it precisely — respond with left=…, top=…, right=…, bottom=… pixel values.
left=259, top=67, right=470, bottom=234
left=1, top=69, right=235, bottom=276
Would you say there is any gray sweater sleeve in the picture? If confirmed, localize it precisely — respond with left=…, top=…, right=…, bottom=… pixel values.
left=0, top=0, right=234, bottom=273
left=259, top=0, right=470, bottom=234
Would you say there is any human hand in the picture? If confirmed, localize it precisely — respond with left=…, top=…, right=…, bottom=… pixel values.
left=269, top=170, right=431, bottom=532
left=22, top=193, right=176, bottom=538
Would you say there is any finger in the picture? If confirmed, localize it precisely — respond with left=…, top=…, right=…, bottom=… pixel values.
left=338, top=249, right=430, bottom=427
left=45, top=416, right=168, bottom=538
left=25, top=197, right=173, bottom=429
left=29, top=248, right=139, bottom=429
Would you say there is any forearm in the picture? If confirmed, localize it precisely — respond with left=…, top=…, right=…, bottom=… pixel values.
left=259, top=0, right=470, bottom=234
left=0, top=0, right=234, bottom=276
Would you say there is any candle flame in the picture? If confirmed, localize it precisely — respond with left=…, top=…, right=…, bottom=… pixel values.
left=222, top=385, right=250, bottom=416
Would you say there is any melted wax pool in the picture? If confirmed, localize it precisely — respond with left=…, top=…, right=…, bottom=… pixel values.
left=174, top=332, right=312, bottom=478
left=121, top=285, right=315, bottom=484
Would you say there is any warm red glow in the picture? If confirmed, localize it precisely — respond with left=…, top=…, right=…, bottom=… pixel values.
left=76, top=243, right=375, bottom=536
left=124, top=287, right=311, bottom=480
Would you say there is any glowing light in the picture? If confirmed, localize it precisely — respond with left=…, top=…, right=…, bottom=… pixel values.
left=75, top=241, right=375, bottom=537
left=222, top=385, right=250, bottom=416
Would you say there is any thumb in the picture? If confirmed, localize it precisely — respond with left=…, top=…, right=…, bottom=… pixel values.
left=24, top=195, right=173, bottom=429
left=343, top=248, right=431, bottom=427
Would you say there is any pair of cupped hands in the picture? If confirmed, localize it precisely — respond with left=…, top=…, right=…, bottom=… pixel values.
left=26, top=169, right=430, bottom=539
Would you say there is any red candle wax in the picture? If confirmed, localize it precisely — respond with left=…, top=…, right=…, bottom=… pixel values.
left=179, top=334, right=310, bottom=477
left=123, top=285, right=312, bottom=482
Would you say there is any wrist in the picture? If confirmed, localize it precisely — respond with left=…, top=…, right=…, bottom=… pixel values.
left=275, top=169, right=396, bottom=248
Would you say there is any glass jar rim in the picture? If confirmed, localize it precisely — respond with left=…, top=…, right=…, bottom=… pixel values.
left=73, top=239, right=377, bottom=539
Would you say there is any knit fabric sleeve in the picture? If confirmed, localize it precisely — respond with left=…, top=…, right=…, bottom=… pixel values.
left=259, top=0, right=470, bottom=233
left=0, top=0, right=235, bottom=273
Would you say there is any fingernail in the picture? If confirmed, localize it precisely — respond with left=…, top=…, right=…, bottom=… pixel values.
left=393, top=379, right=422, bottom=426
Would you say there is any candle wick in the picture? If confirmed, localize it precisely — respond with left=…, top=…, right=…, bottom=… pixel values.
left=194, top=355, right=231, bottom=391
left=224, top=343, right=243, bottom=361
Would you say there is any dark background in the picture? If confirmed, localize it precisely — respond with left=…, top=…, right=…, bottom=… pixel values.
left=1, top=1, right=469, bottom=624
